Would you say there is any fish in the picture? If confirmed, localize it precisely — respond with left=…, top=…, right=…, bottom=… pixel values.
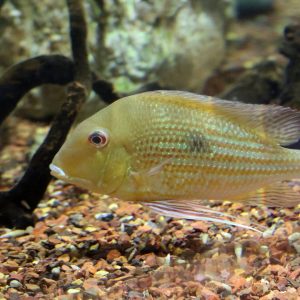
left=50, top=90, right=300, bottom=232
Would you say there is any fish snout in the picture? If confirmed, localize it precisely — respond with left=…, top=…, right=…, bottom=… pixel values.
left=50, top=163, right=67, bottom=179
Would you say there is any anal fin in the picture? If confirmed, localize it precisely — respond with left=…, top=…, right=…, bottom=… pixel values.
left=231, top=181, right=300, bottom=207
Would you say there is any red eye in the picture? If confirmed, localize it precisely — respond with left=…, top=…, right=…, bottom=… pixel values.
left=88, top=130, right=109, bottom=148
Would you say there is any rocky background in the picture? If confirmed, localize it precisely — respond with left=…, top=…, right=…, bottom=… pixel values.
left=0, top=0, right=233, bottom=120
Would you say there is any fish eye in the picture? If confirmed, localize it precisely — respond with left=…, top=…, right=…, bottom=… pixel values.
left=88, top=130, right=109, bottom=148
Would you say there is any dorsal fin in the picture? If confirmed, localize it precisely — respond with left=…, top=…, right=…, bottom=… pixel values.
left=148, top=90, right=300, bottom=146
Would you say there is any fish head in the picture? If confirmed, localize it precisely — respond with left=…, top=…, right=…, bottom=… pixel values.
left=50, top=107, right=131, bottom=195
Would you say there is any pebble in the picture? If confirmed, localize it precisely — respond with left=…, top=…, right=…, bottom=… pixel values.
left=292, top=244, right=300, bottom=254
left=201, top=233, right=209, bottom=244
left=47, top=199, right=61, bottom=207
left=51, top=191, right=63, bottom=197
left=89, top=244, right=99, bottom=251
left=9, top=280, right=22, bottom=289
left=71, top=265, right=80, bottom=271
left=176, top=259, right=186, bottom=264
left=95, top=212, right=114, bottom=221
left=0, top=229, right=30, bottom=238
left=67, top=244, right=78, bottom=255
left=3, top=260, right=19, bottom=271
left=108, top=203, right=118, bottom=211
left=85, top=226, right=98, bottom=232
left=128, top=291, right=144, bottom=298
left=260, top=278, right=270, bottom=294
left=67, top=288, right=81, bottom=294
left=69, top=213, right=84, bottom=227
left=260, top=245, right=269, bottom=255
left=251, top=208, right=262, bottom=220
left=234, top=243, right=243, bottom=260
left=262, top=224, right=276, bottom=238
left=79, top=193, right=89, bottom=201
left=288, top=232, right=300, bottom=253
left=146, top=220, right=160, bottom=229
left=95, top=270, right=109, bottom=278
left=165, top=254, right=171, bottom=266
left=119, top=215, right=134, bottom=223
left=288, top=232, right=300, bottom=243
left=220, top=230, right=232, bottom=240
left=130, top=218, right=144, bottom=226
left=25, top=283, right=40, bottom=291
left=72, top=279, right=83, bottom=286
left=207, top=280, right=232, bottom=296
left=51, top=267, right=61, bottom=275
left=128, top=248, right=137, bottom=262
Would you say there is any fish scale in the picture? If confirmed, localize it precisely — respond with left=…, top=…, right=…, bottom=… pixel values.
left=125, top=94, right=300, bottom=200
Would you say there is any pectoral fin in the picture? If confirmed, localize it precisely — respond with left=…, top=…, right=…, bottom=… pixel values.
left=129, top=158, right=173, bottom=194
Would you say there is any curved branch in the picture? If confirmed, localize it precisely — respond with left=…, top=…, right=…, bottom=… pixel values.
left=0, top=82, right=88, bottom=228
left=0, top=0, right=93, bottom=228
left=0, top=55, right=75, bottom=124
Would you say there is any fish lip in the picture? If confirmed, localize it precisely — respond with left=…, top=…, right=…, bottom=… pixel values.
left=50, top=163, right=67, bottom=178
left=50, top=163, right=95, bottom=190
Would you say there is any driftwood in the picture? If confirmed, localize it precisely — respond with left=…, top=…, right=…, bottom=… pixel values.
left=0, top=0, right=5, bottom=10
left=0, top=82, right=86, bottom=227
left=279, top=24, right=300, bottom=106
left=278, top=24, right=300, bottom=150
left=0, top=55, right=75, bottom=124
left=0, top=55, right=120, bottom=125
left=0, top=0, right=92, bottom=228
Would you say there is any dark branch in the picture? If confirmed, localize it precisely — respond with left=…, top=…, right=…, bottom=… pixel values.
left=0, top=0, right=92, bottom=228
left=92, top=78, right=119, bottom=103
left=0, top=83, right=86, bottom=224
left=0, top=55, right=120, bottom=126
left=279, top=24, right=300, bottom=150
left=0, top=55, right=74, bottom=124
left=0, top=0, right=6, bottom=10
left=66, top=0, right=91, bottom=89
left=279, top=24, right=300, bottom=106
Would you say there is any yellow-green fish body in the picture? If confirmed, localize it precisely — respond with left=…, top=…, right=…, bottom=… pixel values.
left=50, top=91, right=300, bottom=219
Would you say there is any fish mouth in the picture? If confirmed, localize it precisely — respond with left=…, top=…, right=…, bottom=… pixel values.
left=50, top=164, right=67, bottom=179
left=49, top=163, right=93, bottom=190
left=49, top=162, right=126, bottom=195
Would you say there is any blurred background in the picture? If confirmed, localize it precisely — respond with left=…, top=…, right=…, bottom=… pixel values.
left=1, top=0, right=299, bottom=122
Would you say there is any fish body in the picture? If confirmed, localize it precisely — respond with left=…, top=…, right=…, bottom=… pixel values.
left=50, top=91, right=300, bottom=227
